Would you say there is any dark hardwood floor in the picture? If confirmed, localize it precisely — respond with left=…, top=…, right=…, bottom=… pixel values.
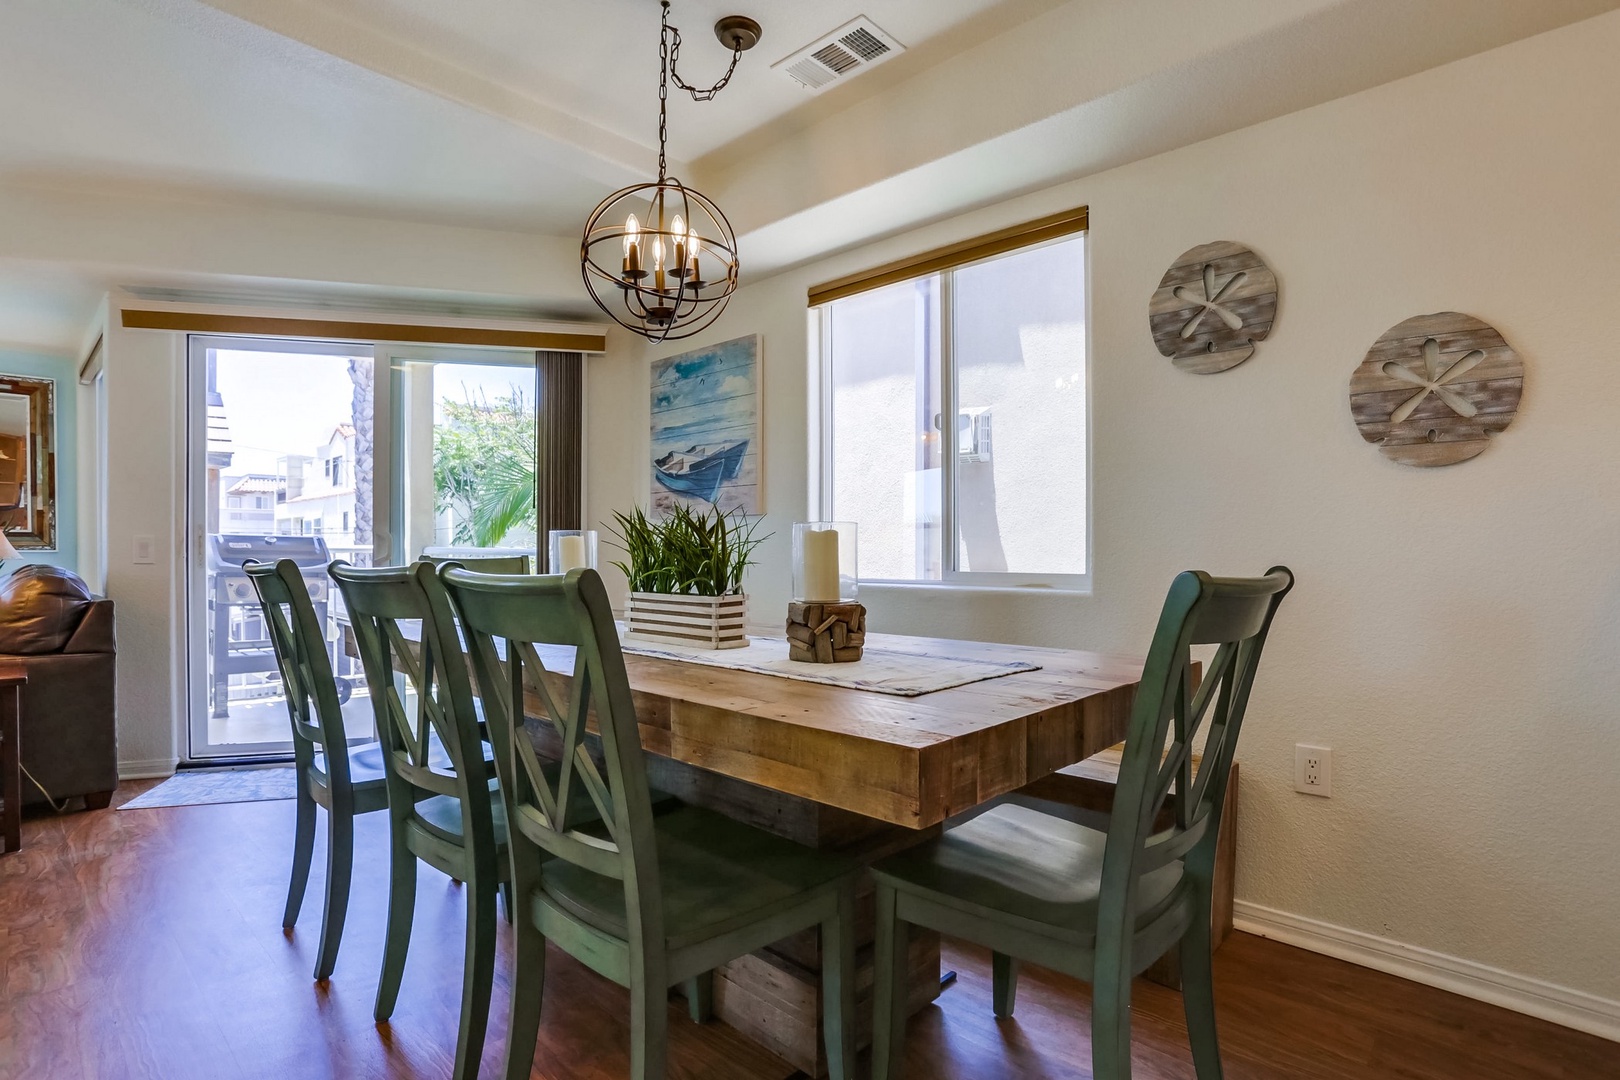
left=1, top=782, right=1614, bottom=1080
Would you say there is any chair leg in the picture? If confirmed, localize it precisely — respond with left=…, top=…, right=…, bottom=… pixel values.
left=630, top=964, right=669, bottom=1080
left=373, top=831, right=418, bottom=1022
left=313, top=806, right=354, bottom=981
left=284, top=790, right=316, bottom=929
left=820, top=885, right=857, bottom=1080
left=498, top=880, right=514, bottom=926
left=452, top=874, right=499, bottom=1080
left=1090, top=956, right=1134, bottom=1080
left=684, top=972, right=714, bottom=1024
left=500, top=915, right=547, bottom=1080
left=871, top=882, right=909, bottom=1080
left=1181, top=888, right=1225, bottom=1079
left=992, top=952, right=1019, bottom=1019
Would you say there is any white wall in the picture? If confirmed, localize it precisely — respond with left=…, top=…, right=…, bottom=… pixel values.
left=99, top=315, right=186, bottom=777
left=586, top=11, right=1620, bottom=1030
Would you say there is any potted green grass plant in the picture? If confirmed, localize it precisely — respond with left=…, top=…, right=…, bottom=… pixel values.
left=607, top=504, right=768, bottom=649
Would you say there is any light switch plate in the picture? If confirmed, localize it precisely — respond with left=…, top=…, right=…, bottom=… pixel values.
left=133, top=535, right=156, bottom=564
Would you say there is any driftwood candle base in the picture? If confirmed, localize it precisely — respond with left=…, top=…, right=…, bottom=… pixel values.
left=786, top=602, right=866, bottom=663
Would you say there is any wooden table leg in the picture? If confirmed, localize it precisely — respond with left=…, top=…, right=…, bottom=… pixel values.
left=1, top=684, right=21, bottom=855
left=643, top=755, right=944, bottom=1078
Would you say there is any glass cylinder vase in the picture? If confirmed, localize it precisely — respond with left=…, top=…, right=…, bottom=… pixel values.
left=548, top=529, right=599, bottom=574
left=792, top=521, right=858, bottom=603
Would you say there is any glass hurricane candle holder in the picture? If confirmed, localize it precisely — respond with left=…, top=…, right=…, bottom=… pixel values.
left=792, top=521, right=858, bottom=603
left=548, top=530, right=599, bottom=575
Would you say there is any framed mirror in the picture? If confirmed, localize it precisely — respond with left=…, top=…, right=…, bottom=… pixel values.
left=0, top=374, right=57, bottom=550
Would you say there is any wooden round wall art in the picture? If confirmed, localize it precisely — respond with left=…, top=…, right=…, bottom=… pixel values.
left=1149, top=241, right=1279, bottom=374
left=1348, top=312, right=1523, bottom=467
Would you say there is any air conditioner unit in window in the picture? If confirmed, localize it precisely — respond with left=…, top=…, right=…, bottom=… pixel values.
left=958, top=407, right=993, bottom=462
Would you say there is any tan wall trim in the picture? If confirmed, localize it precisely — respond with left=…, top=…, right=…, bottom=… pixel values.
left=120, top=309, right=607, bottom=352
left=807, top=205, right=1089, bottom=307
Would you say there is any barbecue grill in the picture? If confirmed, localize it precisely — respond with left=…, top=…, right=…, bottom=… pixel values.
left=207, top=534, right=350, bottom=718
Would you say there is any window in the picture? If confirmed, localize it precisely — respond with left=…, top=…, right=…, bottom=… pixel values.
left=817, top=224, right=1088, bottom=588
left=226, top=496, right=242, bottom=509
left=390, top=350, right=542, bottom=563
left=342, top=511, right=351, bottom=533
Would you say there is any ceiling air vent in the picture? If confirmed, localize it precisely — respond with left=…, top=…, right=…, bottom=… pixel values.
left=773, top=16, right=905, bottom=93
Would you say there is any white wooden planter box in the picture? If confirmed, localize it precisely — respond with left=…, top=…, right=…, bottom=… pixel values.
left=624, top=592, right=749, bottom=650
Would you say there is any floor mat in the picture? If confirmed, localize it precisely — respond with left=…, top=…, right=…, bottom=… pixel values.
left=117, top=767, right=296, bottom=809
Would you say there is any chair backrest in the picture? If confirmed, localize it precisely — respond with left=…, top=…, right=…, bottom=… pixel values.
left=420, top=553, right=532, bottom=575
left=441, top=566, right=662, bottom=933
left=244, top=559, right=349, bottom=777
left=329, top=562, right=493, bottom=832
left=1103, top=567, right=1294, bottom=894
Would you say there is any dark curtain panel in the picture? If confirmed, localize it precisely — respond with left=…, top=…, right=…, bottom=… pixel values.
left=535, top=351, right=584, bottom=554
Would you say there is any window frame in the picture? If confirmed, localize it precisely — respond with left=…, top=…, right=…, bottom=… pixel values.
left=816, top=230, right=1092, bottom=593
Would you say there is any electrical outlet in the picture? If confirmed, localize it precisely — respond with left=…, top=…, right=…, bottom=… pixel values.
left=1294, top=744, right=1332, bottom=797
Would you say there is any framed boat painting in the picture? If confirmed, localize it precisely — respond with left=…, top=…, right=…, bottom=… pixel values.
left=650, top=334, right=762, bottom=515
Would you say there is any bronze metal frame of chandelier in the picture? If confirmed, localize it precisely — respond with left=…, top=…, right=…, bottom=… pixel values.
left=579, top=2, right=761, bottom=343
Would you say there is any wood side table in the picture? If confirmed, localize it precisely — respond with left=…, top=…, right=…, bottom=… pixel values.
left=0, top=663, right=25, bottom=855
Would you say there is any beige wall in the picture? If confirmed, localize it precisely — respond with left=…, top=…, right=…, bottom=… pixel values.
left=586, top=12, right=1620, bottom=1025
left=100, top=315, right=186, bottom=776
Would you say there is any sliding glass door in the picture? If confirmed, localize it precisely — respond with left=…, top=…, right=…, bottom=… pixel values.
left=184, top=338, right=544, bottom=762
left=185, top=336, right=382, bottom=760
left=383, top=345, right=540, bottom=565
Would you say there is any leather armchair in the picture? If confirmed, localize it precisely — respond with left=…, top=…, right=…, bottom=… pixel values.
left=0, top=566, right=117, bottom=809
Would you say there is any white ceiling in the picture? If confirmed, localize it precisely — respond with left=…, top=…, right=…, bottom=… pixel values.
left=0, top=0, right=614, bottom=233
left=302, top=0, right=1066, bottom=161
left=0, top=0, right=1617, bottom=350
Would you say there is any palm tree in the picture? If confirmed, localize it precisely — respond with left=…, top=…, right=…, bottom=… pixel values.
left=348, top=356, right=374, bottom=564
left=434, top=387, right=537, bottom=548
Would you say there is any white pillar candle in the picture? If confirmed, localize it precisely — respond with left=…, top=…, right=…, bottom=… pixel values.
left=557, top=534, right=588, bottom=573
left=801, top=527, right=840, bottom=602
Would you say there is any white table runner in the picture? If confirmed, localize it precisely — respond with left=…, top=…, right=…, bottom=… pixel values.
left=619, top=632, right=1040, bottom=697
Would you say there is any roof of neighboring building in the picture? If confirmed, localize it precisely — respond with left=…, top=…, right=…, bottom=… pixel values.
left=226, top=475, right=280, bottom=495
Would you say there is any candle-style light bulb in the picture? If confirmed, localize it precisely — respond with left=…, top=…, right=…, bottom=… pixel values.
left=686, top=226, right=702, bottom=283
left=671, top=215, right=687, bottom=277
left=651, top=234, right=666, bottom=292
left=622, top=213, right=641, bottom=277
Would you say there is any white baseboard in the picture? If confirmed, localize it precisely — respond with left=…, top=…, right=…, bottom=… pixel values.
left=1233, top=900, right=1620, bottom=1044
left=117, top=758, right=177, bottom=781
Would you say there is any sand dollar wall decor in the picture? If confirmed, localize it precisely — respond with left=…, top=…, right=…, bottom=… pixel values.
left=1149, top=241, right=1279, bottom=374
left=1348, top=312, right=1523, bottom=467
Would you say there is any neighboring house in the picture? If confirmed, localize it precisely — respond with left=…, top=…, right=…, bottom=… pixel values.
left=274, top=424, right=359, bottom=554
left=219, top=474, right=278, bottom=535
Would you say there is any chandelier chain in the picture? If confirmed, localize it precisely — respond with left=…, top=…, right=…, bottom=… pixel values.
left=656, top=0, right=743, bottom=179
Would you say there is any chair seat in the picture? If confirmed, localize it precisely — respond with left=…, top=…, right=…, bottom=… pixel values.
left=537, top=805, right=855, bottom=952
left=415, top=776, right=510, bottom=847
left=310, top=741, right=391, bottom=791
left=871, top=802, right=1185, bottom=944
left=413, top=760, right=670, bottom=848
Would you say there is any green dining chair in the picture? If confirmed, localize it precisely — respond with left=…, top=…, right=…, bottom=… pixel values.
left=330, top=561, right=509, bottom=1080
left=421, top=553, right=533, bottom=574
left=870, top=566, right=1294, bottom=1080
left=245, top=558, right=390, bottom=982
left=440, top=566, right=861, bottom=1080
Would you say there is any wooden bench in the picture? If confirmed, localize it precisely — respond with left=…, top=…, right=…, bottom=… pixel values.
left=1016, top=744, right=1238, bottom=989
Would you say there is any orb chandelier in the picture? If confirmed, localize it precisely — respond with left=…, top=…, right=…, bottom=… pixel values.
left=580, top=1, right=761, bottom=342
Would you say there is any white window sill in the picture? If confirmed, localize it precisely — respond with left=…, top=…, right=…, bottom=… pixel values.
left=858, top=579, right=1092, bottom=598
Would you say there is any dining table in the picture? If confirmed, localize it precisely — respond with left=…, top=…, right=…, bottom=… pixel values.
left=513, top=629, right=1146, bottom=1077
